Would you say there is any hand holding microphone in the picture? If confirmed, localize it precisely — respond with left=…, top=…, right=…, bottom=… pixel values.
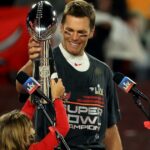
left=16, top=71, right=63, bottom=104
left=16, top=71, right=51, bottom=103
left=51, top=79, right=65, bottom=102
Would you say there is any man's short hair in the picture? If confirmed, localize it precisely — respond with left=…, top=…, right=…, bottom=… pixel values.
left=61, top=0, right=95, bottom=30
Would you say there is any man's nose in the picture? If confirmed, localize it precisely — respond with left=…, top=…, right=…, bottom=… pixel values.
left=71, top=32, right=79, bottom=40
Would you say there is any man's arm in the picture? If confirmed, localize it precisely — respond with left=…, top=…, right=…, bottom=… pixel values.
left=16, top=37, right=42, bottom=93
left=104, top=124, right=123, bottom=150
left=16, top=60, right=33, bottom=93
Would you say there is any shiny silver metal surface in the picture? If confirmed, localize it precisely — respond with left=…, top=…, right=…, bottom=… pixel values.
left=26, top=1, right=57, bottom=40
left=26, top=1, right=58, bottom=103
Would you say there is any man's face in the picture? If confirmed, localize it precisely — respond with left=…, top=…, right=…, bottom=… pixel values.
left=60, top=15, right=94, bottom=56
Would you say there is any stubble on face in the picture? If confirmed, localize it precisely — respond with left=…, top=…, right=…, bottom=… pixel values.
left=61, top=15, right=94, bottom=56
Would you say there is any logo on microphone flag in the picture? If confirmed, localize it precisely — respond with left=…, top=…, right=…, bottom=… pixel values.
left=23, top=77, right=40, bottom=94
left=119, top=77, right=136, bottom=93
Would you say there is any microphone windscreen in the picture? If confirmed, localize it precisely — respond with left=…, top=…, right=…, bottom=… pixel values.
left=18, top=93, right=30, bottom=103
left=16, top=71, right=29, bottom=84
left=113, top=72, right=124, bottom=84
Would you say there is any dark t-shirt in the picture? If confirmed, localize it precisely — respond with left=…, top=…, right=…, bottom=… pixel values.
left=53, top=47, right=121, bottom=149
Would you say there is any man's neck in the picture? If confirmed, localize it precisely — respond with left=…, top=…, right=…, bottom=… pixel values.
left=59, top=43, right=90, bottom=72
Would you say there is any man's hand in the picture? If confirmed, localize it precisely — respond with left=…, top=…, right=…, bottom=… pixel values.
left=28, top=37, right=42, bottom=61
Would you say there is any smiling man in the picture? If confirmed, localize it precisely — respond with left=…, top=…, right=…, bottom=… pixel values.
left=61, top=15, right=94, bottom=56
left=16, top=0, right=122, bottom=150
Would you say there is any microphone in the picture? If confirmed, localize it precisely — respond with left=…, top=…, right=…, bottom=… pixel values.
left=113, top=72, right=149, bottom=101
left=16, top=71, right=52, bottom=103
left=18, top=93, right=30, bottom=103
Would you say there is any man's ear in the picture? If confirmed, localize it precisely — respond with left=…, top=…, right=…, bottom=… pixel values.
left=89, top=27, right=95, bottom=39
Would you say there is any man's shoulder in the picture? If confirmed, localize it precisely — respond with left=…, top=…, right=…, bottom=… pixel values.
left=87, top=53, right=110, bottom=69
left=53, top=46, right=60, bottom=52
left=53, top=46, right=61, bottom=56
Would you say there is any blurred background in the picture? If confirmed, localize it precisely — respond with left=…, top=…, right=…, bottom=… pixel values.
left=0, top=0, right=150, bottom=149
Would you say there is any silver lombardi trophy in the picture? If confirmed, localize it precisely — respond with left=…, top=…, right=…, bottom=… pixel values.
left=26, top=1, right=58, bottom=141
left=26, top=1, right=58, bottom=103
left=26, top=2, right=70, bottom=149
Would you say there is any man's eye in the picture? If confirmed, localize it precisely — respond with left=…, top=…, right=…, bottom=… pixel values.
left=79, top=33, right=88, bottom=37
left=64, top=29, right=88, bottom=38
left=64, top=30, right=72, bottom=35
